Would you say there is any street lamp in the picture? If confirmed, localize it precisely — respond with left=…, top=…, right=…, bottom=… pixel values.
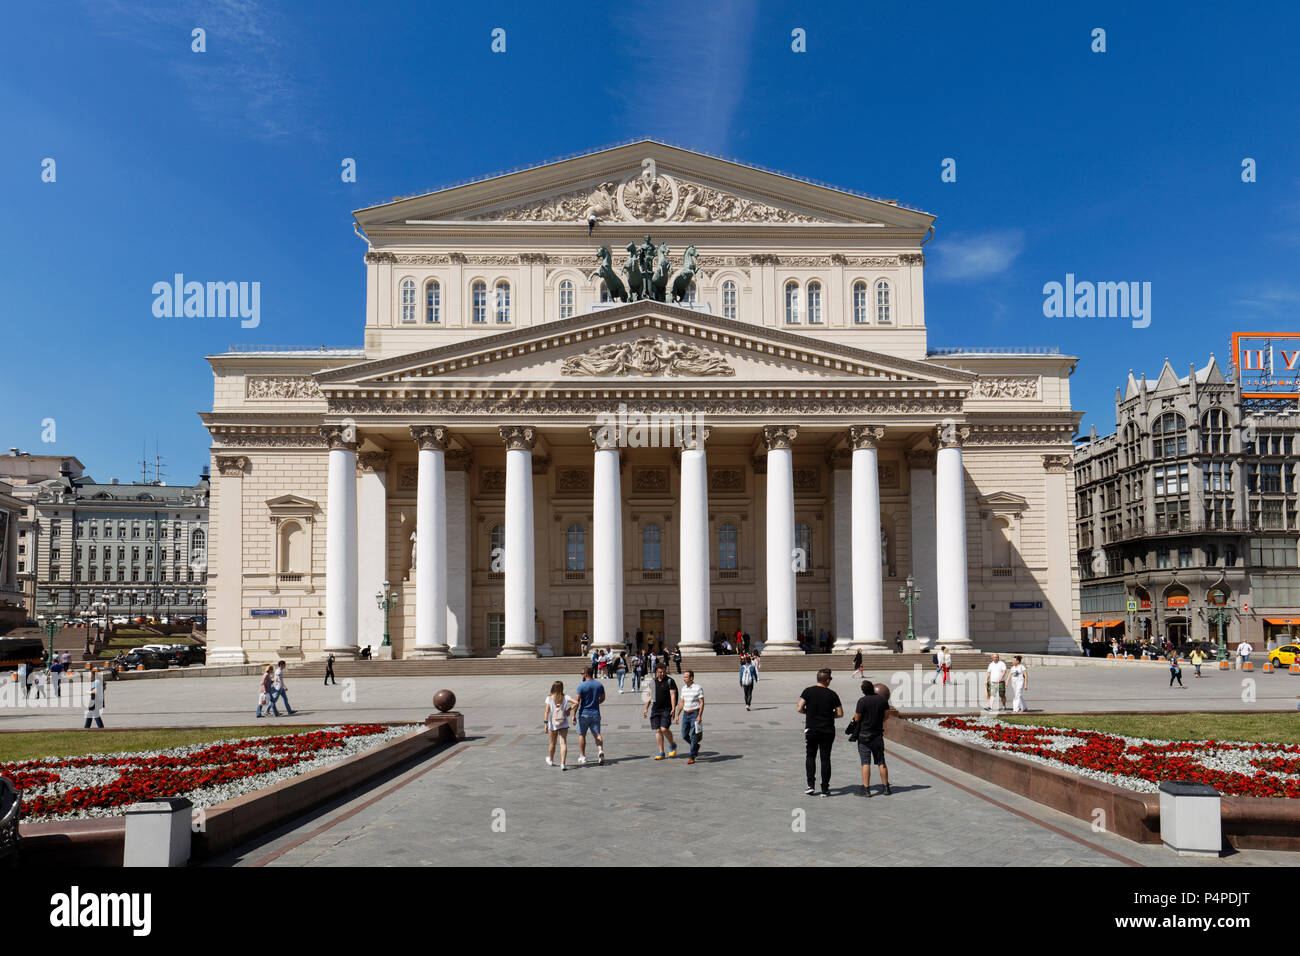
left=898, top=574, right=921, bottom=644
left=375, top=580, right=400, bottom=647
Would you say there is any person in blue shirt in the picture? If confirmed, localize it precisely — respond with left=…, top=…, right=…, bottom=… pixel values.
left=739, top=655, right=759, bottom=710
left=574, top=666, right=607, bottom=766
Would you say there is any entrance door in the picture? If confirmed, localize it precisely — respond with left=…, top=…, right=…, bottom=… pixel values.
left=1166, top=618, right=1189, bottom=644
left=640, top=610, right=665, bottom=651
left=563, top=611, right=588, bottom=657
left=717, top=609, right=741, bottom=646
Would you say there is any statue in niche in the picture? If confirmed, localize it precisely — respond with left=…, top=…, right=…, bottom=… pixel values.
left=881, top=529, right=889, bottom=569
left=409, top=530, right=417, bottom=577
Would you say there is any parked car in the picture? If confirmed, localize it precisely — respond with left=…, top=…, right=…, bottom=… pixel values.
left=121, top=649, right=167, bottom=670
left=171, top=644, right=206, bottom=666
left=1173, top=642, right=1219, bottom=661
left=1270, top=644, right=1300, bottom=668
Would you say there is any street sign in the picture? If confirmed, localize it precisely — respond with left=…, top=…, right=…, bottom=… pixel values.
left=1009, top=601, right=1043, bottom=609
left=250, top=609, right=286, bottom=618
left=1127, top=600, right=1137, bottom=612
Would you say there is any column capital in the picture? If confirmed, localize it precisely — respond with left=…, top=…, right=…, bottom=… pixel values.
left=499, top=425, right=538, bottom=451
left=588, top=424, right=620, bottom=451
left=410, top=425, right=452, bottom=451
left=1042, top=454, right=1072, bottom=473
left=357, top=451, right=391, bottom=473
left=680, top=424, right=711, bottom=451
left=848, top=425, right=886, bottom=450
left=905, top=448, right=936, bottom=470
left=762, top=425, right=798, bottom=450
left=214, top=455, right=249, bottom=477
left=935, top=419, right=970, bottom=450
left=319, top=424, right=358, bottom=452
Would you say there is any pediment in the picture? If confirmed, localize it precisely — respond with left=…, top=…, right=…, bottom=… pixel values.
left=266, top=494, right=318, bottom=511
left=978, top=491, right=1029, bottom=513
left=317, top=305, right=977, bottom=390
left=354, top=141, right=933, bottom=232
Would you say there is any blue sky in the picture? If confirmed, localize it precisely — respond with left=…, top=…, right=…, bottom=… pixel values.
left=2, top=1, right=1298, bottom=482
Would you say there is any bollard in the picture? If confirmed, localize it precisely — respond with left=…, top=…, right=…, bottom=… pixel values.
left=1158, top=781, right=1221, bottom=857
left=1242, top=661, right=1254, bottom=672
left=1291, top=662, right=1299, bottom=674
left=124, top=798, right=193, bottom=867
left=1263, top=662, right=1274, bottom=674
left=1218, top=660, right=1231, bottom=670
left=1106, top=653, right=1115, bottom=659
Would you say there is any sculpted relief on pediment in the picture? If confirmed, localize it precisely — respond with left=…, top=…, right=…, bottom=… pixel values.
left=467, top=172, right=829, bottom=225
left=560, top=336, right=735, bottom=377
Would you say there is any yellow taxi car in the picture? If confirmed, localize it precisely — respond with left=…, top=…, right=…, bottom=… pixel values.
left=1269, top=644, right=1300, bottom=668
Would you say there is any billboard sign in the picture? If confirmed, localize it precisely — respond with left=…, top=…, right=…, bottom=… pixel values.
left=1232, top=331, right=1300, bottom=401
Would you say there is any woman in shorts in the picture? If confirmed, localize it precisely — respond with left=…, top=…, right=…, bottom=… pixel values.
left=542, top=680, right=574, bottom=770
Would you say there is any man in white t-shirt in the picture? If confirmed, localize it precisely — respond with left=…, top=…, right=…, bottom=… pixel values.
left=675, top=671, right=706, bottom=764
left=985, top=655, right=1008, bottom=712
left=1237, top=641, right=1253, bottom=667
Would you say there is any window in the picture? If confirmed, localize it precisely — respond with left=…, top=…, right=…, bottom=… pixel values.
left=191, top=529, right=205, bottom=551
left=718, top=523, right=738, bottom=570
left=566, top=524, right=586, bottom=571
left=558, top=280, right=574, bottom=319
left=685, top=281, right=697, bottom=304
left=642, top=524, right=662, bottom=570
left=472, top=281, right=487, bottom=323
left=1203, top=461, right=1232, bottom=493
left=425, top=280, right=440, bottom=324
left=494, top=281, right=511, bottom=324
left=1154, top=464, right=1189, bottom=495
left=131, top=524, right=140, bottom=539
left=488, top=524, right=505, bottom=570
left=853, top=281, right=868, bottom=323
left=875, top=280, right=892, bottom=323
left=1122, top=422, right=1142, bottom=467
left=488, top=613, right=506, bottom=648
left=1178, top=546, right=1194, bottom=568
left=1250, top=537, right=1298, bottom=567
left=279, top=521, right=306, bottom=573
left=1152, top=413, right=1187, bottom=458
left=784, top=281, right=801, bottom=324
left=806, top=282, right=823, bottom=324
left=796, top=609, right=816, bottom=643
left=599, top=281, right=611, bottom=303
left=400, top=278, right=417, bottom=323
left=1201, top=409, right=1230, bottom=453
left=722, top=281, right=737, bottom=320
left=131, top=547, right=139, bottom=562
left=1157, top=550, right=1171, bottom=569
left=795, top=523, right=812, bottom=569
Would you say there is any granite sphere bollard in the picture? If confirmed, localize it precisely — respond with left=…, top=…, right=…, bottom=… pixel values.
left=433, top=689, right=456, bottom=712
left=873, top=682, right=891, bottom=702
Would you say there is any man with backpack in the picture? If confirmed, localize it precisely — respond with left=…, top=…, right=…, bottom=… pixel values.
left=739, top=654, right=759, bottom=710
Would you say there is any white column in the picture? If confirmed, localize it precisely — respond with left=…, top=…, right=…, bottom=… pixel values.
left=935, top=420, right=973, bottom=647
left=445, top=462, right=472, bottom=657
left=678, top=425, right=712, bottom=654
left=410, top=426, right=450, bottom=659
left=1043, top=454, right=1080, bottom=654
left=831, top=464, right=854, bottom=651
left=850, top=426, right=888, bottom=651
left=907, top=448, right=938, bottom=647
left=762, top=425, right=800, bottom=655
left=356, top=451, right=389, bottom=657
left=208, top=456, right=248, bottom=664
left=500, top=426, right=538, bottom=658
left=324, top=426, right=359, bottom=656
left=590, top=426, right=624, bottom=650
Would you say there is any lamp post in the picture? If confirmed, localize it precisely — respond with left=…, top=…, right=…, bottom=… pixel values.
left=375, top=580, right=400, bottom=647
left=1205, top=605, right=1232, bottom=661
left=897, top=574, right=920, bottom=644
left=37, top=606, right=63, bottom=667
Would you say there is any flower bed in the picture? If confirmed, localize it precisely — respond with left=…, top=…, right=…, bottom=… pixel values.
left=2, top=724, right=411, bottom=821
left=922, top=717, right=1300, bottom=799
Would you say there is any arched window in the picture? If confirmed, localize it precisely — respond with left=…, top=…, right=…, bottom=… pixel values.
left=643, top=524, right=662, bottom=570
left=279, top=521, right=306, bottom=573
left=472, top=281, right=487, bottom=323
left=875, top=280, right=892, bottom=323
left=566, top=524, right=586, bottom=570
left=190, top=529, right=205, bottom=551
left=853, top=281, right=869, bottom=324
left=686, top=281, right=697, bottom=304
left=400, top=278, right=417, bottom=323
left=784, top=280, right=801, bottom=324
left=721, top=280, right=737, bottom=320
left=806, top=282, right=823, bottom=324
left=558, top=279, right=574, bottom=319
left=599, top=280, right=611, bottom=303
left=488, top=524, right=505, bottom=570
left=991, top=517, right=1014, bottom=567
left=425, top=280, right=440, bottom=324
left=795, top=523, right=812, bottom=569
left=1201, top=408, right=1230, bottom=454
left=494, top=281, right=511, bottom=324
left=718, top=522, right=737, bottom=570
left=1153, top=413, right=1187, bottom=458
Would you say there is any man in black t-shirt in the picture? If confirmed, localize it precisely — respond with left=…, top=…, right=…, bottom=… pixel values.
left=796, top=668, right=843, bottom=796
left=640, top=664, right=679, bottom=759
left=851, top=680, right=893, bottom=796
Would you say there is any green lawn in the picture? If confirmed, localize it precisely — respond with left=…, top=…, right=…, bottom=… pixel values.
left=93, top=634, right=199, bottom=659
left=998, top=712, right=1300, bottom=746
left=0, top=725, right=318, bottom=764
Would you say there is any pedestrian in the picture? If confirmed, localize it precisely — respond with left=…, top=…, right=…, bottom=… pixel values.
left=61, top=650, right=71, bottom=669
left=1190, top=645, right=1205, bottom=677
left=636, top=629, right=644, bottom=653
left=574, top=667, right=607, bottom=766
left=739, top=654, right=759, bottom=710
left=543, top=680, right=574, bottom=770
left=848, top=680, right=893, bottom=796
left=852, top=649, right=863, bottom=679
left=256, top=664, right=280, bottom=717
left=895, top=630, right=904, bottom=653
left=580, top=631, right=590, bottom=658
left=742, top=632, right=751, bottom=653
left=1008, top=655, right=1029, bottom=712
left=672, top=645, right=682, bottom=674
left=985, top=654, right=1007, bottom=712
left=1169, top=657, right=1184, bottom=687
left=797, top=669, right=842, bottom=796
left=49, top=658, right=62, bottom=699
left=273, top=660, right=296, bottom=716
left=631, top=653, right=644, bottom=693
left=591, top=647, right=600, bottom=677
left=33, top=670, right=45, bottom=700
left=324, top=653, right=336, bottom=686
left=1237, top=640, right=1253, bottom=668
left=676, top=670, right=705, bottom=764
left=83, top=681, right=104, bottom=729
left=640, top=663, right=678, bottom=760
left=615, top=654, right=628, bottom=693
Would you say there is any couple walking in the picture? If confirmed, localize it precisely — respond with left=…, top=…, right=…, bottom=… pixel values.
left=542, top=666, right=607, bottom=771
left=255, top=661, right=296, bottom=717
left=640, top=664, right=706, bottom=763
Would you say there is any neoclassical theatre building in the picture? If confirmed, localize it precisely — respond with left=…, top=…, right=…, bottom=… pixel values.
left=201, top=142, right=1081, bottom=663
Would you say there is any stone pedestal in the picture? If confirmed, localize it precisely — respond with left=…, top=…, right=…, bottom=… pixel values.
left=124, top=798, right=192, bottom=868
left=1159, top=780, right=1221, bottom=857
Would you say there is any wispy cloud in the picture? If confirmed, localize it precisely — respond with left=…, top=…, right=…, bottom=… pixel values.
left=83, top=0, right=320, bottom=142
left=930, top=229, right=1025, bottom=281
left=1232, top=283, right=1300, bottom=316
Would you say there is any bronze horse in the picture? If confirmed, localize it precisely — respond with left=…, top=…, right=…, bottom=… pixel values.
left=623, top=241, right=647, bottom=301
left=590, top=246, right=627, bottom=301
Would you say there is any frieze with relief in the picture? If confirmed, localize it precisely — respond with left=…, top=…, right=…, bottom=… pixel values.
left=480, top=469, right=506, bottom=493
left=561, top=336, right=735, bottom=377
left=329, top=397, right=964, bottom=417
left=556, top=469, right=593, bottom=493
left=793, top=468, right=821, bottom=493
left=212, top=433, right=328, bottom=448
left=633, top=468, right=670, bottom=492
left=710, top=469, right=745, bottom=493
left=246, top=377, right=324, bottom=400
left=968, top=376, right=1040, bottom=400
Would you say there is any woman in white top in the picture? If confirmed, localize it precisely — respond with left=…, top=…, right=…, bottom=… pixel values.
left=1008, top=655, right=1029, bottom=713
left=542, top=680, right=574, bottom=770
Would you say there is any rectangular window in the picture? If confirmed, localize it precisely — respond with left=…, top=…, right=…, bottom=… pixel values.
left=1250, top=537, right=1298, bottom=567
left=796, top=609, right=816, bottom=642
left=1157, top=551, right=1171, bottom=569
left=1178, top=546, right=1194, bottom=568
left=487, top=613, right=505, bottom=648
